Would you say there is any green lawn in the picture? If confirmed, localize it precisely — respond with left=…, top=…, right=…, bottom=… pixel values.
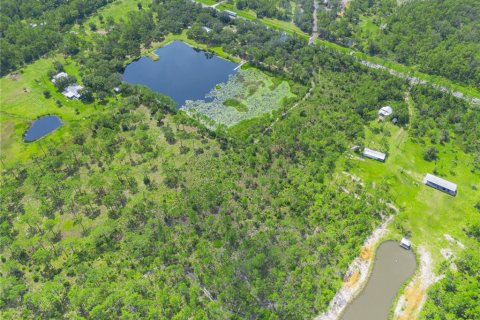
left=337, top=119, right=480, bottom=266
left=0, top=57, right=103, bottom=165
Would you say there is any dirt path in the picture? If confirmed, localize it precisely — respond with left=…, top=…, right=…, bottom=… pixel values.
left=309, top=0, right=320, bottom=44
left=393, top=246, right=443, bottom=320
left=315, top=216, right=393, bottom=320
left=262, top=80, right=315, bottom=134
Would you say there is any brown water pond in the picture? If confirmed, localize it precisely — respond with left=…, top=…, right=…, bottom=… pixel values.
left=341, top=241, right=416, bottom=320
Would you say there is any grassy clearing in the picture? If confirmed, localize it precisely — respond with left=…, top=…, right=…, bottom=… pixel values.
left=73, top=0, right=150, bottom=36
left=0, top=57, right=104, bottom=165
left=337, top=119, right=480, bottom=266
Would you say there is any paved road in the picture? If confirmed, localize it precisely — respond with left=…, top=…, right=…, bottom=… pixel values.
left=309, top=0, right=319, bottom=45
left=191, top=0, right=480, bottom=105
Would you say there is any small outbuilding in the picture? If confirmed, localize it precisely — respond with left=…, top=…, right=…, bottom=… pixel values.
left=378, top=106, right=393, bottom=117
left=224, top=10, right=237, bottom=18
left=363, top=148, right=386, bottom=162
left=423, top=174, right=457, bottom=196
left=51, top=72, right=68, bottom=83
left=202, top=26, right=212, bottom=33
left=400, top=238, right=411, bottom=250
left=62, top=84, right=83, bottom=99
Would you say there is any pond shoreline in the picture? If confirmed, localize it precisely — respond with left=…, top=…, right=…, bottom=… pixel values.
left=393, top=246, right=442, bottom=319
left=315, top=215, right=393, bottom=320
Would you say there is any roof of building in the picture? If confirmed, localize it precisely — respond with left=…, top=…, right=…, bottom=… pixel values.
left=400, top=238, right=411, bottom=247
left=51, top=72, right=68, bottom=83
left=379, top=106, right=393, bottom=116
left=363, top=147, right=386, bottom=160
left=424, top=173, right=457, bottom=191
left=62, top=84, right=83, bottom=98
left=202, top=26, right=212, bottom=32
left=224, top=10, right=237, bottom=16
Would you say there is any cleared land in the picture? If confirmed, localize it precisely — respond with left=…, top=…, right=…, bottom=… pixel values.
left=337, top=119, right=479, bottom=265
left=0, top=57, right=100, bottom=164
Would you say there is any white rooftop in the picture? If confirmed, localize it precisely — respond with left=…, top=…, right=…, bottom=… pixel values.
left=379, top=106, right=393, bottom=116
left=400, top=238, right=411, bottom=249
left=51, top=72, right=68, bottom=83
left=363, top=148, right=386, bottom=161
left=62, top=83, right=83, bottom=99
left=424, top=174, right=457, bottom=192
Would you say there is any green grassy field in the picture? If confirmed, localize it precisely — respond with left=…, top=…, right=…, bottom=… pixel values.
left=336, top=118, right=480, bottom=266
left=0, top=57, right=103, bottom=165
left=74, top=0, right=150, bottom=35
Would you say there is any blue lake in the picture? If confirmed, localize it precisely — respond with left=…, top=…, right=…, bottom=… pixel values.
left=122, top=41, right=238, bottom=107
left=24, top=115, right=62, bottom=142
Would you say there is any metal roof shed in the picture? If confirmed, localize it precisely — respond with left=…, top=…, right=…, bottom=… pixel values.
left=400, top=238, right=411, bottom=250
left=363, top=148, right=386, bottom=162
left=423, top=174, right=457, bottom=196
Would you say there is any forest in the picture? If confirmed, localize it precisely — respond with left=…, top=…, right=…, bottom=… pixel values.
left=1, top=0, right=479, bottom=319
left=316, top=0, right=480, bottom=88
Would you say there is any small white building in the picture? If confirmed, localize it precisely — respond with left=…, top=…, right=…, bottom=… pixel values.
left=400, top=238, right=411, bottom=250
left=363, top=148, right=386, bottom=162
left=51, top=72, right=68, bottom=83
left=379, top=106, right=393, bottom=117
left=423, top=174, right=457, bottom=196
left=62, top=84, right=83, bottom=99
left=202, top=26, right=212, bottom=33
left=224, top=10, right=237, bottom=18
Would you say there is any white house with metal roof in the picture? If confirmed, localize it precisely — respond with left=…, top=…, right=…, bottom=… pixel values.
left=423, top=173, right=457, bottom=196
left=363, top=148, right=386, bottom=162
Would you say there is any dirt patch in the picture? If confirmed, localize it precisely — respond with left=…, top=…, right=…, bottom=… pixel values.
left=96, top=29, right=109, bottom=35
left=444, top=233, right=465, bottom=248
left=393, top=246, right=443, bottom=320
left=395, top=279, right=425, bottom=320
left=360, top=246, right=372, bottom=261
left=345, top=270, right=360, bottom=288
left=440, top=248, right=453, bottom=259
left=9, top=73, right=21, bottom=81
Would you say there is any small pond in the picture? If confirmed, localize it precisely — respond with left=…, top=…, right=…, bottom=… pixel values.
left=24, top=115, right=62, bottom=142
left=341, top=241, right=416, bottom=320
left=122, top=41, right=238, bottom=107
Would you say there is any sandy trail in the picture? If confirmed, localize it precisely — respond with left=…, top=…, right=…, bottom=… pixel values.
left=393, top=246, right=443, bottom=320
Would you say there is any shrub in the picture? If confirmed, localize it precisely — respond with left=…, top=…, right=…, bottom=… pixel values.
left=423, top=146, right=439, bottom=161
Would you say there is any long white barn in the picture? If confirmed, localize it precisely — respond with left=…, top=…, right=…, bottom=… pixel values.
left=423, top=174, right=457, bottom=196
left=363, top=148, right=386, bottom=162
